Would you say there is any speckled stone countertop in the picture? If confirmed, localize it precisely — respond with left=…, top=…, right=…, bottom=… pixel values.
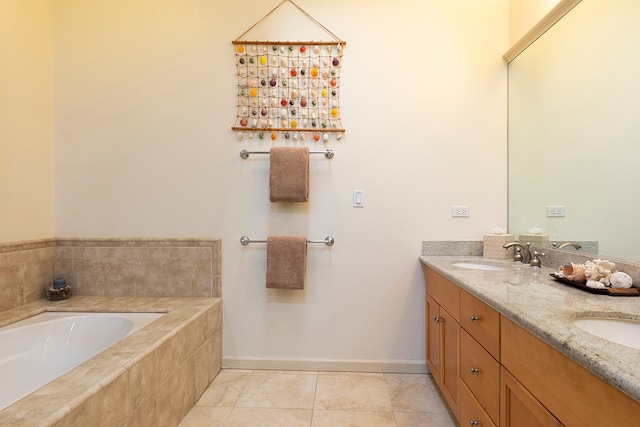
left=420, top=256, right=640, bottom=403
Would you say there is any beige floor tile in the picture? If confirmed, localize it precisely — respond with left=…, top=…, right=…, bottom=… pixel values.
left=177, top=406, right=233, bottom=426
left=236, top=370, right=318, bottom=409
left=314, top=372, right=393, bottom=412
left=311, top=410, right=396, bottom=427
left=196, top=370, right=254, bottom=407
left=384, top=373, right=450, bottom=414
left=395, top=411, right=457, bottom=427
left=225, top=408, right=312, bottom=427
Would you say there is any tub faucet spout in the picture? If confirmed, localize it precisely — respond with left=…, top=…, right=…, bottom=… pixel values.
left=503, top=242, right=531, bottom=264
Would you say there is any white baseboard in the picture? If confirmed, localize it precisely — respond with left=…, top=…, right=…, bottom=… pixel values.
left=222, top=356, right=429, bottom=374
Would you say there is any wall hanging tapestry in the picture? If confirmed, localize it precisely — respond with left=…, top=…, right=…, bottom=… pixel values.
left=232, top=0, right=346, bottom=143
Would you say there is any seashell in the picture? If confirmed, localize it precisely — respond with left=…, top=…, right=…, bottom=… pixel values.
left=251, top=118, right=258, bottom=127
left=610, top=271, right=633, bottom=289
left=261, top=119, right=267, bottom=127
left=280, top=58, right=287, bottom=67
left=280, top=46, right=285, bottom=54
left=562, top=263, right=586, bottom=283
left=586, top=280, right=606, bottom=289
left=237, top=131, right=244, bottom=141
left=312, top=45, right=320, bottom=54
left=271, top=97, right=278, bottom=107
left=336, top=132, right=343, bottom=141
left=322, top=133, right=329, bottom=142
left=281, top=119, right=287, bottom=127
left=293, top=133, right=299, bottom=141
left=280, top=108, right=287, bottom=117
left=300, top=133, right=306, bottom=141
left=248, top=132, right=254, bottom=139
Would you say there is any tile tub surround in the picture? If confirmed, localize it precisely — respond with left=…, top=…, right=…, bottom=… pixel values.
left=55, top=238, right=221, bottom=298
left=420, top=255, right=640, bottom=404
left=0, top=296, right=222, bottom=427
left=0, top=239, right=57, bottom=311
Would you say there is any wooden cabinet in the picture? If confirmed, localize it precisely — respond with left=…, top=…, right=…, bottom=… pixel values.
left=460, top=381, right=497, bottom=427
left=460, top=329, right=500, bottom=422
left=423, top=263, right=640, bottom=427
left=424, top=266, right=460, bottom=420
left=500, top=367, right=561, bottom=427
left=502, top=317, right=640, bottom=426
left=459, top=289, right=501, bottom=425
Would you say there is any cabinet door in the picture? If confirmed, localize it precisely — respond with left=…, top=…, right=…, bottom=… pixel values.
left=426, top=294, right=441, bottom=380
left=440, top=307, right=459, bottom=419
left=460, top=290, right=500, bottom=360
left=460, top=381, right=497, bottom=427
left=500, top=367, right=562, bottom=427
left=460, top=329, right=499, bottom=423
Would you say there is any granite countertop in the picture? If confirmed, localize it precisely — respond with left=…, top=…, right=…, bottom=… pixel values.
left=420, top=255, right=640, bottom=403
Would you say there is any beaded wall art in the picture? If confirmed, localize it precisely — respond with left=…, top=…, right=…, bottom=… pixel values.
left=232, top=1, right=345, bottom=143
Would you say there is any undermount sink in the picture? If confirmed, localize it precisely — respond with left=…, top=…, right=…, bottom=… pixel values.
left=572, top=315, right=640, bottom=350
left=452, top=261, right=508, bottom=271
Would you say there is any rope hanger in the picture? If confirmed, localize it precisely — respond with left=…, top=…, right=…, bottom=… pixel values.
left=233, top=0, right=345, bottom=45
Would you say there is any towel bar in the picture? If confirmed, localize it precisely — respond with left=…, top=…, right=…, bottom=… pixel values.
left=240, top=149, right=334, bottom=159
left=240, top=235, right=335, bottom=246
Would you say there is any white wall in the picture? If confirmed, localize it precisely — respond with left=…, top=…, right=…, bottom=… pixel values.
left=509, top=0, right=561, bottom=45
left=0, top=0, right=54, bottom=243
left=52, top=0, right=508, bottom=370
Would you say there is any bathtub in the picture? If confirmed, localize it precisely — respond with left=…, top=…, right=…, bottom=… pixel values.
left=0, top=297, right=222, bottom=426
left=0, top=311, right=164, bottom=411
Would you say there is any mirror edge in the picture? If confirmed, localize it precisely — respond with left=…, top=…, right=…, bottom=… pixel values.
left=503, top=0, right=583, bottom=63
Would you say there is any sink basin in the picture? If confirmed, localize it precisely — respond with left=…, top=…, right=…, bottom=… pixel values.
left=572, top=316, right=640, bottom=350
left=452, top=261, right=508, bottom=271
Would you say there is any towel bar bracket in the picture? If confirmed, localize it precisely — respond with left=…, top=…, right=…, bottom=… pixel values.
left=240, top=149, right=334, bottom=160
left=240, top=236, right=334, bottom=246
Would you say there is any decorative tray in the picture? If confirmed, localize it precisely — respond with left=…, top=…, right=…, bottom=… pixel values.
left=549, top=273, right=640, bottom=296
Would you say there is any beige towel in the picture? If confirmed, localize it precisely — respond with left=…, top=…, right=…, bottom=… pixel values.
left=266, top=236, right=307, bottom=290
left=269, top=147, right=309, bottom=202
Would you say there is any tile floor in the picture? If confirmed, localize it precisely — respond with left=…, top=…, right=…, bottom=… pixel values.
left=178, top=369, right=456, bottom=427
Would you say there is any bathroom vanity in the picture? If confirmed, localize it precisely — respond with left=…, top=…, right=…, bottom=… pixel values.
left=420, top=256, right=640, bottom=426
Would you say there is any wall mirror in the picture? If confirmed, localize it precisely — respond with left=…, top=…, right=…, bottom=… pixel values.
left=508, top=0, right=640, bottom=262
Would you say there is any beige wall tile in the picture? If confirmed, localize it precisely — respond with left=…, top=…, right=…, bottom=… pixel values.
left=52, top=402, right=91, bottom=427
left=0, top=264, right=24, bottom=311
left=128, top=394, right=156, bottom=427
left=90, top=371, right=129, bottom=427
left=156, top=359, right=195, bottom=427
left=128, top=351, right=158, bottom=410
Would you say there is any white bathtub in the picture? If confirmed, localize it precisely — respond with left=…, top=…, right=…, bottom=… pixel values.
left=0, top=311, right=164, bottom=411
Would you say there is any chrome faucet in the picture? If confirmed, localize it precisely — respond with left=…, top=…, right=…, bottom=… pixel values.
left=503, top=242, right=531, bottom=264
left=553, top=242, right=582, bottom=250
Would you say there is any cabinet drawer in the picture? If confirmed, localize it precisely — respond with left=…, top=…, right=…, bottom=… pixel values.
left=460, top=329, right=499, bottom=424
left=424, top=266, right=460, bottom=321
left=460, top=381, right=497, bottom=427
left=460, top=289, right=499, bottom=360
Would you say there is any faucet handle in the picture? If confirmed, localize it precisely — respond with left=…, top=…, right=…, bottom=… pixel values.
left=513, top=247, right=523, bottom=262
left=530, top=250, right=546, bottom=268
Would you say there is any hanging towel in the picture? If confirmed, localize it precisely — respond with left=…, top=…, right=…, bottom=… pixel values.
left=266, top=236, right=307, bottom=290
left=269, top=147, right=309, bottom=202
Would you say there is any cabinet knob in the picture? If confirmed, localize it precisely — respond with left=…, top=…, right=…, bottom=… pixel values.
left=469, top=420, right=479, bottom=426
left=470, top=315, right=479, bottom=322
left=470, top=367, right=479, bottom=374
left=433, top=316, right=442, bottom=323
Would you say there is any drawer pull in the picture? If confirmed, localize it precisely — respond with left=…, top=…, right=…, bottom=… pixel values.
left=470, top=367, right=479, bottom=374
left=433, top=316, right=442, bottom=323
left=470, top=315, right=479, bottom=322
left=469, top=420, right=479, bottom=426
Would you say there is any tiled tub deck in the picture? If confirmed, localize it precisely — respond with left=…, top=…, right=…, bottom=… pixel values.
left=0, top=296, right=222, bottom=427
